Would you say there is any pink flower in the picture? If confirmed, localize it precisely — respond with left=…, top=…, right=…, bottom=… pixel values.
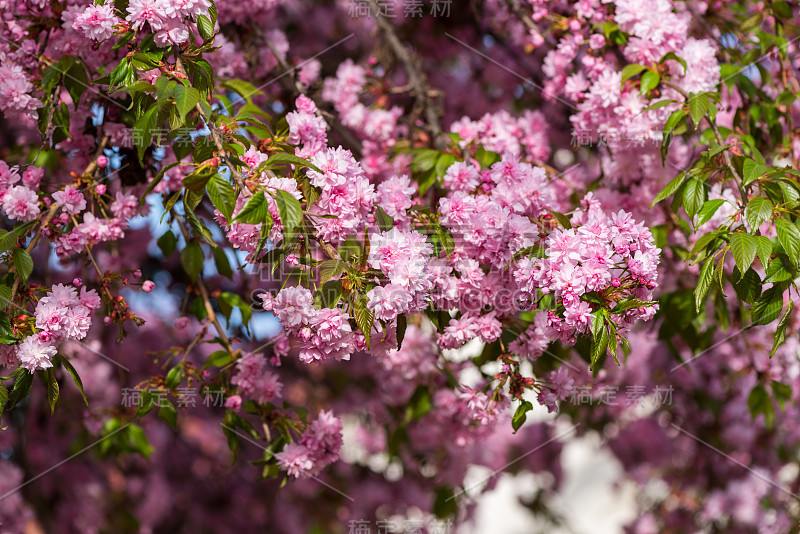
left=224, top=395, right=242, bottom=411
left=367, top=284, right=412, bottom=321
left=21, top=167, right=43, bottom=188
left=443, top=161, right=481, bottom=192
left=286, top=95, right=328, bottom=158
left=2, top=185, right=40, bottom=221
left=52, top=185, right=87, bottom=215
left=74, top=4, right=119, bottom=41
left=174, top=317, right=190, bottom=330
left=16, top=336, right=57, bottom=371
left=79, top=287, right=101, bottom=310
left=275, top=443, right=314, bottom=478
left=273, top=287, right=315, bottom=329
left=440, top=315, right=479, bottom=349
left=126, top=0, right=165, bottom=30
left=110, top=192, right=138, bottom=219
left=142, top=281, right=156, bottom=293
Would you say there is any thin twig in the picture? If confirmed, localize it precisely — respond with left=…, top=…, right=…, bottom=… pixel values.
left=368, top=0, right=443, bottom=147
left=175, top=218, right=233, bottom=352
left=663, top=80, right=748, bottom=206
left=7, top=136, right=109, bottom=309
left=174, top=55, right=247, bottom=191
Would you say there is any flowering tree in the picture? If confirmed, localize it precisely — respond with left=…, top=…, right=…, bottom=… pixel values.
left=0, top=0, right=798, bottom=531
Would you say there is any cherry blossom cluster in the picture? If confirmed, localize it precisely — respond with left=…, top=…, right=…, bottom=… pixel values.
left=450, top=110, right=551, bottom=162
left=275, top=410, right=343, bottom=478
left=286, top=95, right=328, bottom=159
left=13, top=283, right=101, bottom=372
left=306, top=146, right=376, bottom=244
left=266, top=287, right=358, bottom=364
left=72, top=0, right=213, bottom=47
left=230, top=352, right=283, bottom=405
left=321, top=59, right=405, bottom=178
left=0, top=161, right=42, bottom=222
left=512, top=193, right=660, bottom=352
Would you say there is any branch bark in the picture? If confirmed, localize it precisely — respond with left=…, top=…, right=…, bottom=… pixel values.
left=369, top=0, right=444, bottom=147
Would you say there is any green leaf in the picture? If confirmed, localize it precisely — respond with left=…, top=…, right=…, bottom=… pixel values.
left=219, top=292, right=252, bottom=325
left=729, top=233, right=759, bottom=273
left=695, top=257, right=714, bottom=312
left=220, top=79, right=264, bottom=104
left=65, top=61, right=89, bottom=109
left=756, top=235, right=773, bottom=267
left=396, top=313, right=407, bottom=350
left=141, top=161, right=183, bottom=205
left=682, top=178, right=706, bottom=218
left=0, top=381, right=8, bottom=420
left=45, top=369, right=59, bottom=414
left=776, top=218, right=800, bottom=265
left=770, top=300, right=793, bottom=357
left=166, top=364, right=185, bottom=388
left=639, top=71, right=660, bottom=95
left=696, top=199, right=726, bottom=227
left=375, top=206, right=394, bottom=232
left=651, top=171, right=688, bottom=207
left=438, top=227, right=455, bottom=258
left=405, top=386, right=432, bottom=422
left=751, top=285, right=783, bottom=326
left=12, top=249, right=33, bottom=281
left=206, top=174, right=236, bottom=221
left=126, top=424, right=155, bottom=459
left=182, top=169, right=214, bottom=191
left=659, top=51, right=687, bottom=74
left=688, top=93, right=710, bottom=127
left=548, top=210, right=572, bottom=229
left=589, top=317, right=609, bottom=371
left=732, top=267, right=762, bottom=303
left=133, top=104, right=159, bottom=164
left=55, top=354, right=88, bottom=407
left=620, top=64, right=648, bottom=84
left=512, top=400, right=533, bottom=433
left=275, top=190, right=303, bottom=241
left=158, top=401, right=178, bottom=430
left=317, top=280, right=343, bottom=309
left=157, top=229, right=178, bottom=257
left=203, top=350, right=232, bottom=369
left=0, top=285, right=12, bottom=309
left=180, top=242, right=204, bottom=280
left=746, top=197, right=773, bottom=231
left=771, top=380, right=792, bottom=410
left=610, top=299, right=657, bottom=314
left=173, top=85, right=200, bottom=123
left=7, top=370, right=33, bottom=412
left=743, top=159, right=769, bottom=186
left=435, top=153, right=457, bottom=177
left=233, top=192, right=268, bottom=224
left=183, top=199, right=217, bottom=248
left=212, top=247, right=233, bottom=279
left=196, top=14, right=215, bottom=40
left=353, top=294, right=374, bottom=349
left=764, top=256, right=793, bottom=283
left=747, top=384, right=774, bottom=428
left=265, top=152, right=323, bottom=174
left=319, top=260, right=346, bottom=283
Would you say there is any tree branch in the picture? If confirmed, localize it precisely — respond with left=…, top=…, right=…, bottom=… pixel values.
left=369, top=0, right=444, bottom=147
